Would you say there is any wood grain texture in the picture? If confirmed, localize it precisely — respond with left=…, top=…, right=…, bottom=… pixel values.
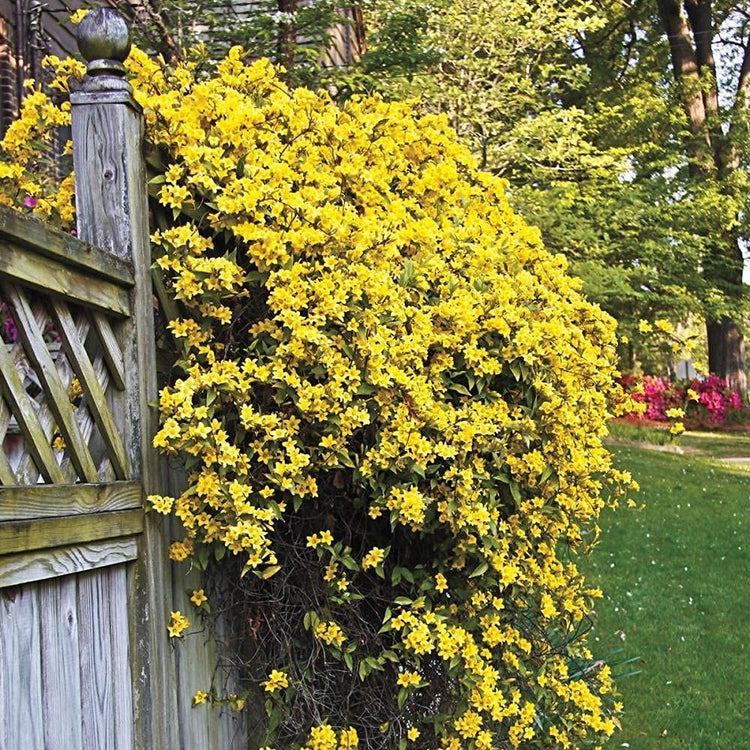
left=0, top=537, right=139, bottom=588
left=107, top=565, right=135, bottom=749
left=78, top=568, right=115, bottom=750
left=0, top=450, right=15, bottom=485
left=90, top=312, right=126, bottom=392
left=51, top=300, right=129, bottom=479
left=0, top=239, right=130, bottom=318
left=172, top=562, right=214, bottom=750
left=0, top=341, right=66, bottom=484
left=171, top=566, right=249, bottom=750
left=0, top=585, right=44, bottom=750
left=3, top=283, right=99, bottom=483
left=72, top=86, right=181, bottom=749
left=0, top=204, right=133, bottom=288
left=0, top=508, right=143, bottom=555
left=0, top=394, right=16, bottom=485
left=0, top=481, right=142, bottom=522
left=39, top=575, right=84, bottom=750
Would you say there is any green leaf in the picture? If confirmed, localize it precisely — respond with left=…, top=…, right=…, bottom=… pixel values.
left=260, top=565, right=281, bottom=579
left=341, top=556, right=359, bottom=572
left=359, top=660, right=370, bottom=681
left=469, top=561, right=488, bottom=578
left=510, top=481, right=522, bottom=505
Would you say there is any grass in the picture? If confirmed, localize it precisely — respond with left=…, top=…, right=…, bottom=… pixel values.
left=584, top=436, right=749, bottom=749
left=607, top=419, right=750, bottom=457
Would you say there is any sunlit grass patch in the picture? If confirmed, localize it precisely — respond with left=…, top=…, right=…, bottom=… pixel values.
left=585, top=444, right=748, bottom=748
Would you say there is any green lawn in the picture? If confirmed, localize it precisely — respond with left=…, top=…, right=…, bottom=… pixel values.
left=585, top=439, right=749, bottom=749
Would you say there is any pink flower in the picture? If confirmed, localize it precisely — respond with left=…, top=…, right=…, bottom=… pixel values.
left=728, top=391, right=742, bottom=410
left=22, top=195, right=37, bottom=209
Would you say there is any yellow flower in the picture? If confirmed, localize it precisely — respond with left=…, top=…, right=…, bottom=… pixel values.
left=305, top=724, right=337, bottom=750
left=338, top=727, right=359, bottom=749
left=228, top=693, right=246, bottom=711
left=168, top=611, right=190, bottom=638
left=638, top=320, right=653, bottom=333
left=319, top=530, right=333, bottom=545
left=169, top=539, right=193, bottom=562
left=69, top=8, right=88, bottom=23
left=670, top=421, right=685, bottom=435
left=190, top=589, right=208, bottom=607
left=407, top=727, right=420, bottom=741
left=149, top=494, right=174, bottom=514
left=435, top=572, right=448, bottom=593
left=540, top=593, right=557, bottom=618
left=262, top=669, right=289, bottom=693
left=396, top=671, right=421, bottom=688
left=655, top=318, right=674, bottom=333
left=192, top=689, right=209, bottom=705
left=361, top=547, right=385, bottom=570
left=455, top=710, right=482, bottom=739
left=314, top=621, right=346, bottom=648
left=307, top=530, right=333, bottom=549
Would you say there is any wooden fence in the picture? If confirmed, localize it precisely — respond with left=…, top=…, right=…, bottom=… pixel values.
left=0, top=8, right=245, bottom=749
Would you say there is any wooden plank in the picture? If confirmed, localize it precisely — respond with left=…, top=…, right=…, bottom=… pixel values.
left=0, top=480, right=142, bottom=522
left=0, top=537, right=139, bottom=588
left=3, top=284, right=99, bottom=482
left=108, top=565, right=135, bottom=749
left=0, top=584, right=45, bottom=749
left=0, top=204, right=133, bottom=288
left=73, top=64, right=182, bottom=750
left=0, top=445, right=15, bottom=485
left=51, top=301, right=129, bottom=479
left=0, top=393, right=17, bottom=484
left=0, top=340, right=66, bottom=484
left=151, top=267, right=180, bottom=325
left=172, top=563, right=214, bottom=750
left=171, top=584, right=249, bottom=750
left=39, top=575, right=84, bottom=750
left=0, top=453, right=15, bottom=485
left=0, top=239, right=131, bottom=318
left=78, top=568, right=115, bottom=750
left=90, top=312, right=126, bottom=391
left=0, top=508, right=143, bottom=555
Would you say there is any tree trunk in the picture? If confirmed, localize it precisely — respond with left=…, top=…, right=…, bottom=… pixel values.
left=657, top=0, right=747, bottom=393
left=707, top=319, right=747, bottom=393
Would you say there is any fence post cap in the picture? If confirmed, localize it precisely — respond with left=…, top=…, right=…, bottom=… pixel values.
left=77, top=7, right=131, bottom=76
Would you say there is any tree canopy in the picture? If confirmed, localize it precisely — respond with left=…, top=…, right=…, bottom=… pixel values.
left=359, top=0, right=749, bottom=389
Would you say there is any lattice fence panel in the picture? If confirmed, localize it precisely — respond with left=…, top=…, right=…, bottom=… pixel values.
left=0, top=284, right=128, bottom=486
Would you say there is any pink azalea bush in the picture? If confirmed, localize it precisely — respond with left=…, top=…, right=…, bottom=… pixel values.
left=619, top=374, right=746, bottom=425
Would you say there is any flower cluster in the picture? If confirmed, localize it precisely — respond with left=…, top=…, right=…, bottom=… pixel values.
left=168, top=610, right=190, bottom=638
left=0, top=61, right=82, bottom=228
left=619, top=373, right=745, bottom=427
left=2, top=47, right=634, bottom=749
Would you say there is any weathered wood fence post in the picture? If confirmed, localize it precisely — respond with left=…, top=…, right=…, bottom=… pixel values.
left=70, top=10, right=179, bottom=747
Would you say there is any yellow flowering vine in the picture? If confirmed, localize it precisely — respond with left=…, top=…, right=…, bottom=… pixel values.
left=0, top=43, right=636, bottom=749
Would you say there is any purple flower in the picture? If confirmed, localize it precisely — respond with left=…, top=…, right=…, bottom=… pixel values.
left=22, top=195, right=37, bottom=209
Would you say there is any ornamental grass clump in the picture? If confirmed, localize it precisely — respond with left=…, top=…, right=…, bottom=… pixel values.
left=1, top=46, right=634, bottom=749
